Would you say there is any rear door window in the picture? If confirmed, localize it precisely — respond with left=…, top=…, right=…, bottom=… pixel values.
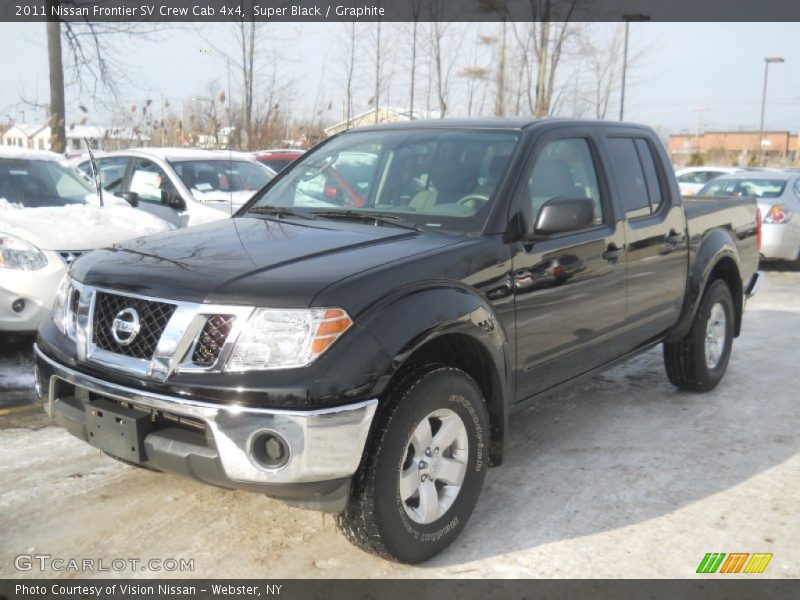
left=606, top=137, right=665, bottom=218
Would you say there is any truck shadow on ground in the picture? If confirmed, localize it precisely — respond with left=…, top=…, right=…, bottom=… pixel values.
left=423, top=307, right=799, bottom=568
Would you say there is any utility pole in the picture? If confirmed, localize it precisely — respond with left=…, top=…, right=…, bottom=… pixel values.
left=619, top=13, right=649, bottom=121
left=692, top=106, right=708, bottom=153
left=758, top=56, right=784, bottom=166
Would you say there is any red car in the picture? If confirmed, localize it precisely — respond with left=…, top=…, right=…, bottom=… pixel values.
left=253, top=149, right=304, bottom=172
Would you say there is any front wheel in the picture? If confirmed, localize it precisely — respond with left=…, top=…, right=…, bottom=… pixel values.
left=337, top=364, right=490, bottom=563
left=664, top=279, right=735, bottom=392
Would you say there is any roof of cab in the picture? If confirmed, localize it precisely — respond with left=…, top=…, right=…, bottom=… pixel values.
left=346, top=117, right=655, bottom=133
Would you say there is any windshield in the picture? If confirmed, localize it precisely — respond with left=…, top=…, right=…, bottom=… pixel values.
left=699, top=177, right=787, bottom=199
left=0, top=158, right=93, bottom=208
left=170, top=159, right=273, bottom=196
left=245, top=129, right=521, bottom=232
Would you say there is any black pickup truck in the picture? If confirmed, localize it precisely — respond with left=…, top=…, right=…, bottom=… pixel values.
left=35, top=119, right=760, bottom=563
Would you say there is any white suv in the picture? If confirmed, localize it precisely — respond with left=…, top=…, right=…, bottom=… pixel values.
left=1, top=147, right=173, bottom=334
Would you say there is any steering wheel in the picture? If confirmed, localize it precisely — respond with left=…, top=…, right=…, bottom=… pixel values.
left=456, top=194, right=490, bottom=210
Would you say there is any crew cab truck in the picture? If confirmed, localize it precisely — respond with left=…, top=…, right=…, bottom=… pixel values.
left=35, top=120, right=760, bottom=563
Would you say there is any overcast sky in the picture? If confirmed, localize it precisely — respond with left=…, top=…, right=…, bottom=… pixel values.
left=0, top=21, right=798, bottom=134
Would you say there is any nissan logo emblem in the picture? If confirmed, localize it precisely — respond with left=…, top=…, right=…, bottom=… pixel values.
left=111, top=307, right=141, bottom=346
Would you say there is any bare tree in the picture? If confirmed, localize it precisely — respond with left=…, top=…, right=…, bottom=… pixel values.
left=46, top=7, right=66, bottom=152
left=42, top=1, right=162, bottom=152
left=513, top=0, right=579, bottom=117
left=408, top=0, right=424, bottom=118
left=425, top=5, right=463, bottom=118
left=576, top=24, right=624, bottom=119
left=199, top=20, right=295, bottom=150
left=339, top=22, right=358, bottom=127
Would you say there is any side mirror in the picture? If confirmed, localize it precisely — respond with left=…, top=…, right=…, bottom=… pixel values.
left=115, top=191, right=140, bottom=208
left=531, top=197, right=595, bottom=237
left=161, top=190, right=186, bottom=211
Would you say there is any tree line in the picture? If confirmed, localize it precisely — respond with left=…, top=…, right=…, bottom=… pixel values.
left=40, top=4, right=647, bottom=152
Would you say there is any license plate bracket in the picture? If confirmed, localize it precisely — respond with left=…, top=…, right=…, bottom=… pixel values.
left=84, top=398, right=152, bottom=463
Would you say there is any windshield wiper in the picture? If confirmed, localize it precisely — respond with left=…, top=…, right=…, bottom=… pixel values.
left=245, top=205, right=316, bottom=220
left=311, top=210, right=423, bottom=232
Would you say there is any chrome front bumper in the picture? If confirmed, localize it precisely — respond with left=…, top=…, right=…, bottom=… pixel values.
left=35, top=345, right=377, bottom=488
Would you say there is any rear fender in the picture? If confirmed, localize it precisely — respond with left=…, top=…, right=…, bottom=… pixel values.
left=665, top=228, right=743, bottom=343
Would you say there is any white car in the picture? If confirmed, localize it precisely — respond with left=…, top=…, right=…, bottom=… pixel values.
left=1, top=148, right=174, bottom=335
left=74, top=148, right=275, bottom=228
left=675, top=166, right=744, bottom=196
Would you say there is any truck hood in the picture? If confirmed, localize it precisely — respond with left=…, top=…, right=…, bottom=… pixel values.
left=71, top=216, right=463, bottom=306
left=0, top=204, right=173, bottom=251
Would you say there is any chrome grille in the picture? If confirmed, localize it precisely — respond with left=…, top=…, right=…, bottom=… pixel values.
left=192, top=315, right=236, bottom=366
left=93, top=292, right=177, bottom=360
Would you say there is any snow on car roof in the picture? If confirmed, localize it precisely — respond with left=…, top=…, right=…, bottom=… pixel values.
left=101, top=147, right=259, bottom=162
left=0, top=146, right=63, bottom=161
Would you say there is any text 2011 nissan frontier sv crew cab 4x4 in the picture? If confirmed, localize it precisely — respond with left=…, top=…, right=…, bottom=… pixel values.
left=35, top=120, right=760, bottom=563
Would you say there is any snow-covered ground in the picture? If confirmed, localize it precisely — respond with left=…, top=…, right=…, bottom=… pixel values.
left=0, top=268, right=798, bottom=578
left=0, top=343, right=34, bottom=407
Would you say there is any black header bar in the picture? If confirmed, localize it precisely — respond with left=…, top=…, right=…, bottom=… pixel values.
left=2, top=0, right=800, bottom=22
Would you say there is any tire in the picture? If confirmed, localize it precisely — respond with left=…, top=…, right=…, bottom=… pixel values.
left=337, top=363, right=490, bottom=563
left=664, top=279, right=735, bottom=392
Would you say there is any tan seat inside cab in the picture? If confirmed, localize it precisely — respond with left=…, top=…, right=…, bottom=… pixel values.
left=409, top=158, right=474, bottom=212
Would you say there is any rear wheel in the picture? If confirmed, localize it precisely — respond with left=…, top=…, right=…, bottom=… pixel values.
left=337, top=363, right=489, bottom=563
left=664, top=279, right=735, bottom=392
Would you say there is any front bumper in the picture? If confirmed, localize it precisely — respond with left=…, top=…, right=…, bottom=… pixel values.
left=35, top=344, right=377, bottom=512
left=0, top=252, right=66, bottom=332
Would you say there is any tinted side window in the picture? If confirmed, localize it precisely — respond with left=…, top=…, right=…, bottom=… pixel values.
left=634, top=138, right=663, bottom=212
left=606, top=137, right=650, bottom=216
left=527, top=138, right=604, bottom=227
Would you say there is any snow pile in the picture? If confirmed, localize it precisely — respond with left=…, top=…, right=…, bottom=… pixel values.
left=0, top=197, right=24, bottom=210
left=0, top=204, right=174, bottom=250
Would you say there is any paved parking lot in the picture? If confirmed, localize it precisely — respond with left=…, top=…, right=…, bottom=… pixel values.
left=1, top=267, right=798, bottom=578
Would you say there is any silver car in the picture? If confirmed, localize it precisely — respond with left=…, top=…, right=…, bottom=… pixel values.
left=698, top=170, right=800, bottom=265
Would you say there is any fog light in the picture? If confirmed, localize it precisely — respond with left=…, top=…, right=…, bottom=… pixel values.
left=12, top=298, right=25, bottom=313
left=250, top=431, right=290, bottom=469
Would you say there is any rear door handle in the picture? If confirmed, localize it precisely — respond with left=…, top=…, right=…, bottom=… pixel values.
left=602, top=245, right=622, bottom=261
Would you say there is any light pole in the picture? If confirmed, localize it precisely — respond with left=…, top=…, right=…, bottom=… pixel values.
left=758, top=56, right=784, bottom=166
left=619, top=13, right=650, bottom=121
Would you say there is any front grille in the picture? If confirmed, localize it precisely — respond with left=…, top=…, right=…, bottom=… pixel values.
left=58, top=250, right=89, bottom=265
left=192, top=315, right=235, bottom=366
left=93, top=292, right=177, bottom=360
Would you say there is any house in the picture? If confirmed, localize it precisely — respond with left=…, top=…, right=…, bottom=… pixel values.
left=1, top=123, right=150, bottom=153
left=196, top=125, right=236, bottom=149
left=324, top=106, right=435, bottom=137
left=1, top=123, right=50, bottom=150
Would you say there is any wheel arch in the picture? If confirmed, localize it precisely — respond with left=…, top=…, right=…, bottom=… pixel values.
left=665, top=229, right=744, bottom=343
left=359, top=284, right=512, bottom=466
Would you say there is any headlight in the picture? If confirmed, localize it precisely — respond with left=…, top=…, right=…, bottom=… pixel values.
left=52, top=275, right=78, bottom=339
left=226, top=308, right=352, bottom=371
left=0, top=232, right=48, bottom=270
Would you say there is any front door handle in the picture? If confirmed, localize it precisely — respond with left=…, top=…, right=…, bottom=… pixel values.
left=665, top=230, right=683, bottom=244
left=602, top=244, right=622, bottom=261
